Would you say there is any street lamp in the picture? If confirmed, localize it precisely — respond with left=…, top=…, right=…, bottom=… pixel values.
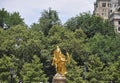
left=18, top=78, right=23, bottom=83
left=3, top=23, right=8, bottom=29
left=10, top=68, right=14, bottom=83
left=84, top=62, right=87, bottom=83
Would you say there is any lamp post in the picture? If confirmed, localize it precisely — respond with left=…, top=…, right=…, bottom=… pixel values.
left=18, top=78, right=23, bottom=83
left=84, top=62, right=87, bottom=83
left=3, top=23, right=8, bottom=29
left=10, top=68, right=14, bottom=83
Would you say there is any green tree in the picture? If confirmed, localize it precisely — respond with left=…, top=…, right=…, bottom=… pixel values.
left=65, top=13, right=115, bottom=37
left=108, top=56, right=120, bottom=82
left=86, top=55, right=109, bottom=83
left=39, top=8, right=61, bottom=35
left=0, top=8, right=25, bottom=29
left=20, top=55, right=48, bottom=82
left=66, top=56, right=85, bottom=83
left=64, top=17, right=78, bottom=31
left=87, top=33, right=115, bottom=63
left=0, top=8, right=9, bottom=28
left=8, top=12, right=24, bottom=27
left=59, top=29, right=88, bottom=65
left=0, top=25, right=45, bottom=62
left=0, top=55, right=18, bottom=82
left=30, top=23, right=41, bottom=31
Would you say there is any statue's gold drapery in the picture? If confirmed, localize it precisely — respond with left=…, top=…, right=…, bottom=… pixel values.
left=52, top=46, right=70, bottom=75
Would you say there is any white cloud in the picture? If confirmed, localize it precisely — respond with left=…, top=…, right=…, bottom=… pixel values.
left=0, top=0, right=96, bottom=26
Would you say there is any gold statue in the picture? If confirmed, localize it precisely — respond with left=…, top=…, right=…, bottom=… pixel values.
left=52, top=46, right=70, bottom=75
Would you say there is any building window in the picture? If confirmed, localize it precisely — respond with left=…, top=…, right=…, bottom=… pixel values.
left=102, top=13, right=104, bottom=16
left=118, top=27, right=120, bottom=31
left=102, top=3, right=106, bottom=7
left=108, top=3, right=110, bottom=7
left=110, top=4, right=112, bottom=7
left=110, top=10, right=112, bottom=13
left=102, top=9, right=104, bottom=11
left=96, top=13, right=98, bottom=15
left=102, top=9, right=106, bottom=12
left=96, top=3, right=98, bottom=7
left=104, top=13, right=106, bottom=16
left=118, top=21, right=120, bottom=25
left=119, top=0, right=120, bottom=6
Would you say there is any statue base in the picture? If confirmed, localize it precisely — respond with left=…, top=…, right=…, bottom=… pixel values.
left=53, top=73, right=66, bottom=83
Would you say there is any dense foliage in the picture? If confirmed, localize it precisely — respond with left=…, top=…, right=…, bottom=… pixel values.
left=0, top=8, right=120, bottom=83
left=0, top=8, right=25, bottom=29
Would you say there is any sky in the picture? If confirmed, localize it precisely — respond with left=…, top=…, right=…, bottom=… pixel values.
left=0, top=0, right=96, bottom=26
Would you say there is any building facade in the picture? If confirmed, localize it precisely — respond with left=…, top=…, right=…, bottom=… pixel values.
left=93, top=0, right=110, bottom=20
left=109, top=0, right=120, bottom=32
left=94, top=0, right=120, bottom=33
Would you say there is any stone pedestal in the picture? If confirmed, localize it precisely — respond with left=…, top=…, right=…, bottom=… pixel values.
left=53, top=73, right=66, bottom=83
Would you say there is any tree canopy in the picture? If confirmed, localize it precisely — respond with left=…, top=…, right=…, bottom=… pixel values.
left=0, top=8, right=119, bottom=83
left=0, top=8, right=25, bottom=29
